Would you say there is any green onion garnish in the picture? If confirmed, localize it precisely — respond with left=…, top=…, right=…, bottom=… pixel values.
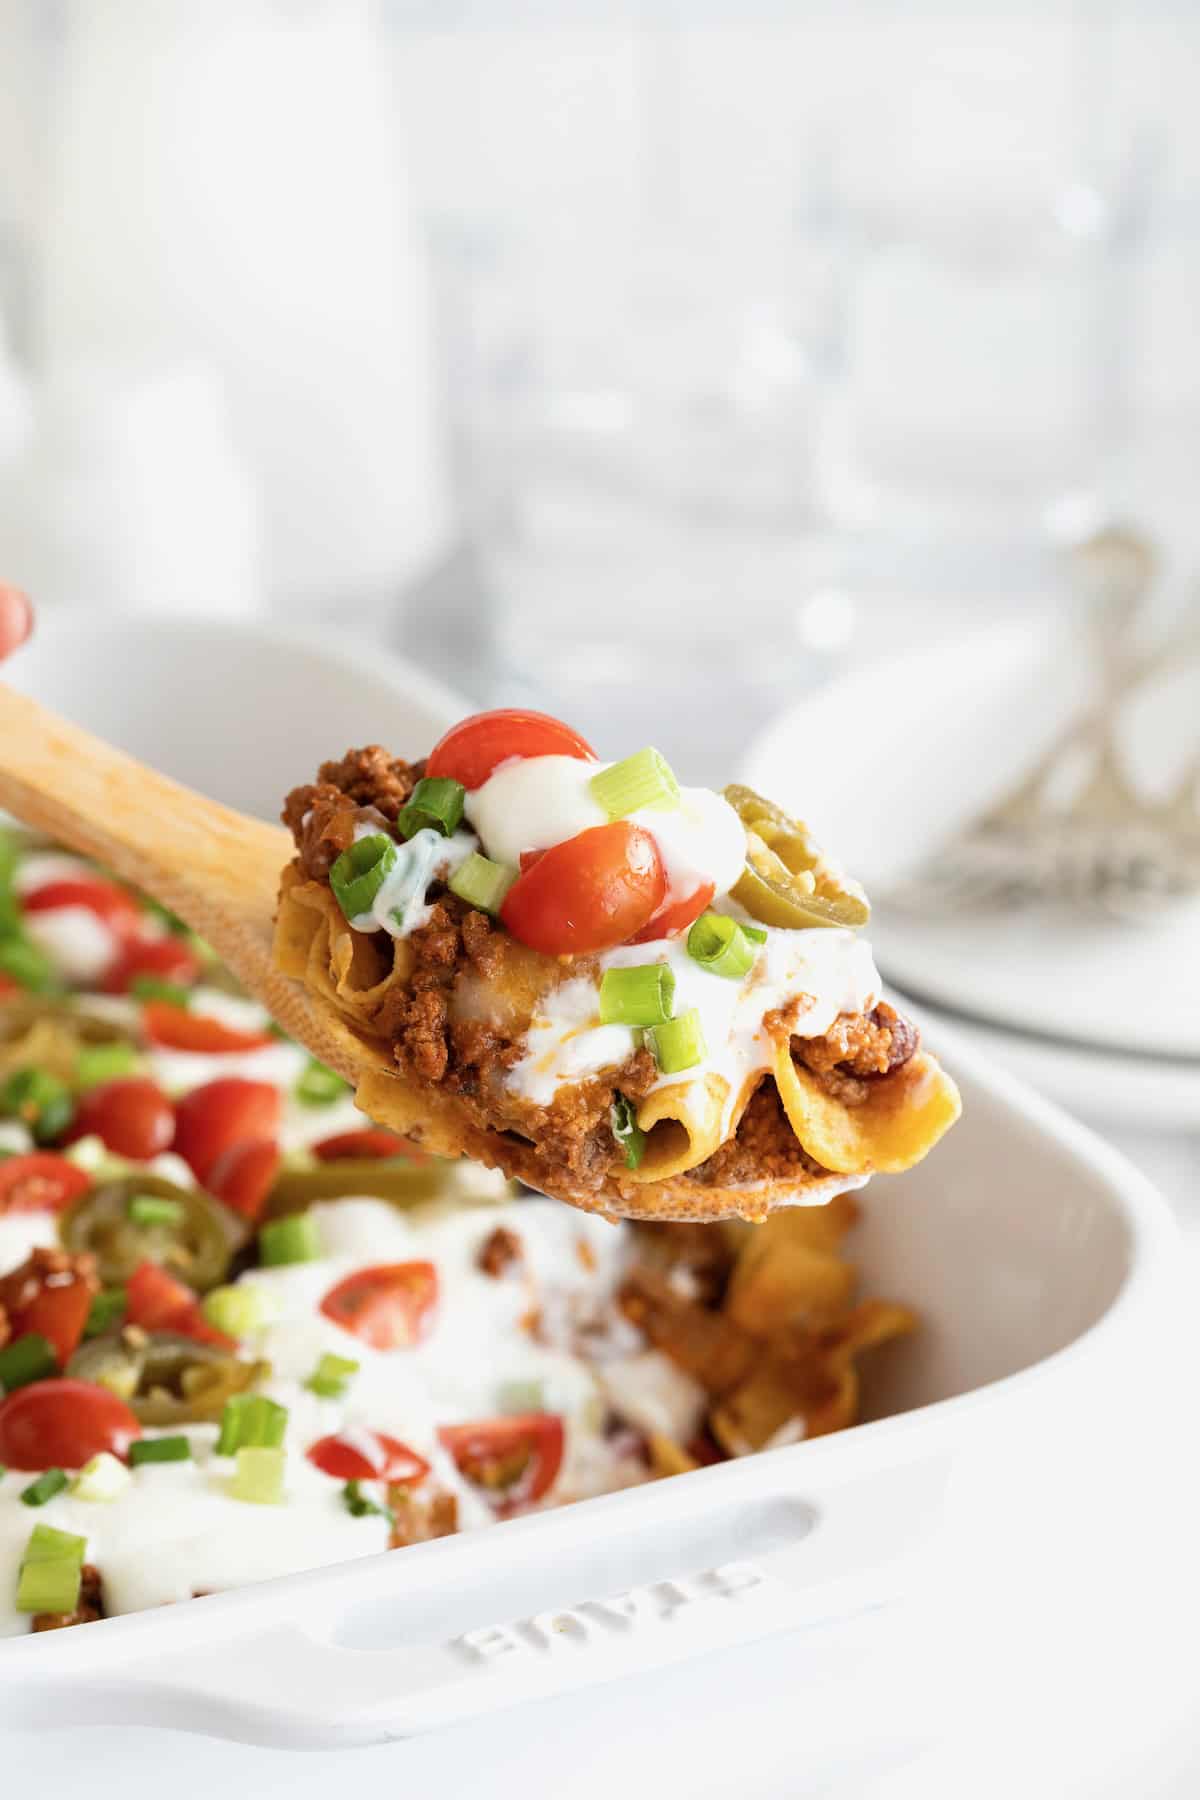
left=0, top=936, right=59, bottom=994
left=71, top=1452, right=130, bottom=1502
left=448, top=851, right=517, bottom=915
left=329, top=834, right=398, bottom=921
left=0, top=1333, right=58, bottom=1393
left=230, top=1445, right=285, bottom=1505
left=396, top=776, right=466, bottom=841
left=216, top=1394, right=289, bottom=1456
left=740, top=922, right=768, bottom=944
left=686, top=911, right=760, bottom=981
left=14, top=1523, right=86, bottom=1614
left=83, top=1289, right=127, bottom=1339
left=258, top=1212, right=321, bottom=1267
left=76, top=1042, right=140, bottom=1089
left=645, top=1008, right=708, bottom=1076
left=0, top=1069, right=75, bottom=1145
left=128, top=1193, right=184, bottom=1229
left=341, top=1478, right=393, bottom=1524
left=20, top=1468, right=69, bottom=1507
left=202, top=1283, right=279, bottom=1339
left=304, top=1352, right=359, bottom=1400
left=610, top=1094, right=646, bottom=1170
left=294, top=1058, right=349, bottom=1107
left=590, top=749, right=680, bottom=819
left=129, top=1435, right=191, bottom=1467
left=598, top=963, right=676, bottom=1027
left=130, top=975, right=193, bottom=1007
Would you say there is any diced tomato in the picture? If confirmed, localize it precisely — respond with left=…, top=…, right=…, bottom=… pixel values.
left=0, top=1153, right=91, bottom=1215
left=631, top=880, right=716, bottom=944
left=103, top=936, right=201, bottom=995
left=124, top=1260, right=234, bottom=1349
left=142, top=1000, right=273, bottom=1055
left=0, top=1378, right=141, bottom=1471
left=518, top=849, right=545, bottom=873
left=500, top=822, right=665, bottom=956
left=171, top=1077, right=282, bottom=1183
left=311, top=1128, right=427, bottom=1164
left=425, top=709, right=597, bottom=791
left=68, top=1077, right=175, bottom=1161
left=437, top=1414, right=565, bottom=1511
left=10, top=1278, right=94, bottom=1367
left=22, top=878, right=143, bottom=941
left=319, top=1262, right=438, bottom=1351
left=206, top=1137, right=280, bottom=1222
left=307, top=1432, right=431, bottom=1485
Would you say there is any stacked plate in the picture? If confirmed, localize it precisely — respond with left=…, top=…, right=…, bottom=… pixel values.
left=743, top=616, right=1200, bottom=1133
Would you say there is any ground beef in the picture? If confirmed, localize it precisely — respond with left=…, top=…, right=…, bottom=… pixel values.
left=31, top=1564, right=104, bottom=1632
left=793, top=1001, right=918, bottom=1084
left=477, top=1225, right=523, bottom=1277
left=315, top=746, right=425, bottom=821
left=688, top=1083, right=827, bottom=1188
left=388, top=1488, right=458, bottom=1549
left=0, top=1247, right=99, bottom=1351
left=282, top=745, right=427, bottom=881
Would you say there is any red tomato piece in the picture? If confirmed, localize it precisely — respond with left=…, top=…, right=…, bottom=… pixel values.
left=631, top=880, right=716, bottom=944
left=0, top=1153, right=91, bottom=1215
left=425, top=709, right=597, bottom=791
left=500, top=822, right=665, bottom=956
left=68, top=1077, right=175, bottom=1161
left=172, top=1077, right=282, bottom=1183
left=518, top=849, right=545, bottom=873
left=0, top=1378, right=141, bottom=1471
left=10, top=1278, right=94, bottom=1368
left=124, top=1260, right=234, bottom=1348
left=319, top=1262, right=439, bottom=1351
left=22, top=878, right=143, bottom=941
left=311, top=1128, right=427, bottom=1164
left=307, top=1432, right=431, bottom=1485
left=103, top=936, right=201, bottom=995
left=142, top=1000, right=273, bottom=1056
left=437, top=1414, right=565, bottom=1511
left=206, top=1137, right=280, bottom=1222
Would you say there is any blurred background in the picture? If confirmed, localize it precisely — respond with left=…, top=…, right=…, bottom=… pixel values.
left=0, top=0, right=1196, bottom=1178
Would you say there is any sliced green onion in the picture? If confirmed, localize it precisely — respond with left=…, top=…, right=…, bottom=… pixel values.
left=76, top=1042, right=140, bottom=1089
left=740, top=922, right=768, bottom=944
left=329, top=833, right=398, bottom=922
left=128, top=1193, right=184, bottom=1229
left=396, top=776, right=466, bottom=841
left=83, top=1288, right=127, bottom=1339
left=448, top=851, right=517, bottom=915
left=129, top=1435, right=191, bottom=1467
left=202, top=1283, right=279, bottom=1339
left=645, top=1008, right=708, bottom=1076
left=686, top=911, right=758, bottom=981
left=341, top=1478, right=392, bottom=1523
left=72, top=1452, right=131, bottom=1502
left=294, top=1058, right=349, bottom=1107
left=230, top=1445, right=285, bottom=1505
left=0, top=1333, right=57, bottom=1394
left=598, top=963, right=676, bottom=1027
left=590, top=749, right=680, bottom=819
left=130, top=975, right=193, bottom=1007
left=216, top=1394, right=289, bottom=1456
left=0, top=936, right=60, bottom=994
left=15, top=1523, right=86, bottom=1614
left=258, top=1211, right=322, bottom=1267
left=20, top=1468, right=69, bottom=1507
left=0, top=1069, right=75, bottom=1145
left=304, top=1352, right=359, bottom=1400
left=610, top=1094, right=646, bottom=1170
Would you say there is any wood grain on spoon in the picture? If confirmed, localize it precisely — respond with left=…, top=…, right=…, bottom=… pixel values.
left=0, top=683, right=361, bottom=1080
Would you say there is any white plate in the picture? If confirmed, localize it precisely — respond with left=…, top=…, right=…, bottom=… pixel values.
left=742, top=618, right=1200, bottom=1063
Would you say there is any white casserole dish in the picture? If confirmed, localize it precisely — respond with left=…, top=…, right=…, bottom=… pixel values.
left=0, top=613, right=1179, bottom=1746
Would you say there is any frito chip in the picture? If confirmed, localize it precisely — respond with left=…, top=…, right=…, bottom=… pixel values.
left=773, top=1046, right=961, bottom=1176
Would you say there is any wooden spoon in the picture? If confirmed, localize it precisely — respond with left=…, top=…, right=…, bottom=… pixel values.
left=0, top=684, right=362, bottom=1079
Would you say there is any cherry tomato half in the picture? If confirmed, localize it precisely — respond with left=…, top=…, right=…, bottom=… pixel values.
left=500, top=822, right=665, bottom=956
left=206, top=1137, right=280, bottom=1222
left=319, top=1262, right=439, bottom=1351
left=172, top=1077, right=282, bottom=1183
left=9, top=1270, right=95, bottom=1367
left=437, top=1414, right=565, bottom=1511
left=425, top=709, right=596, bottom=792
left=0, top=1378, right=141, bottom=1471
left=22, top=878, right=143, bottom=941
left=631, top=880, right=716, bottom=944
left=0, top=1153, right=91, bottom=1215
left=142, top=1000, right=273, bottom=1056
left=103, top=936, right=200, bottom=995
left=307, top=1431, right=431, bottom=1485
left=124, top=1260, right=233, bottom=1349
left=69, top=1077, right=175, bottom=1161
left=311, top=1128, right=426, bottom=1164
